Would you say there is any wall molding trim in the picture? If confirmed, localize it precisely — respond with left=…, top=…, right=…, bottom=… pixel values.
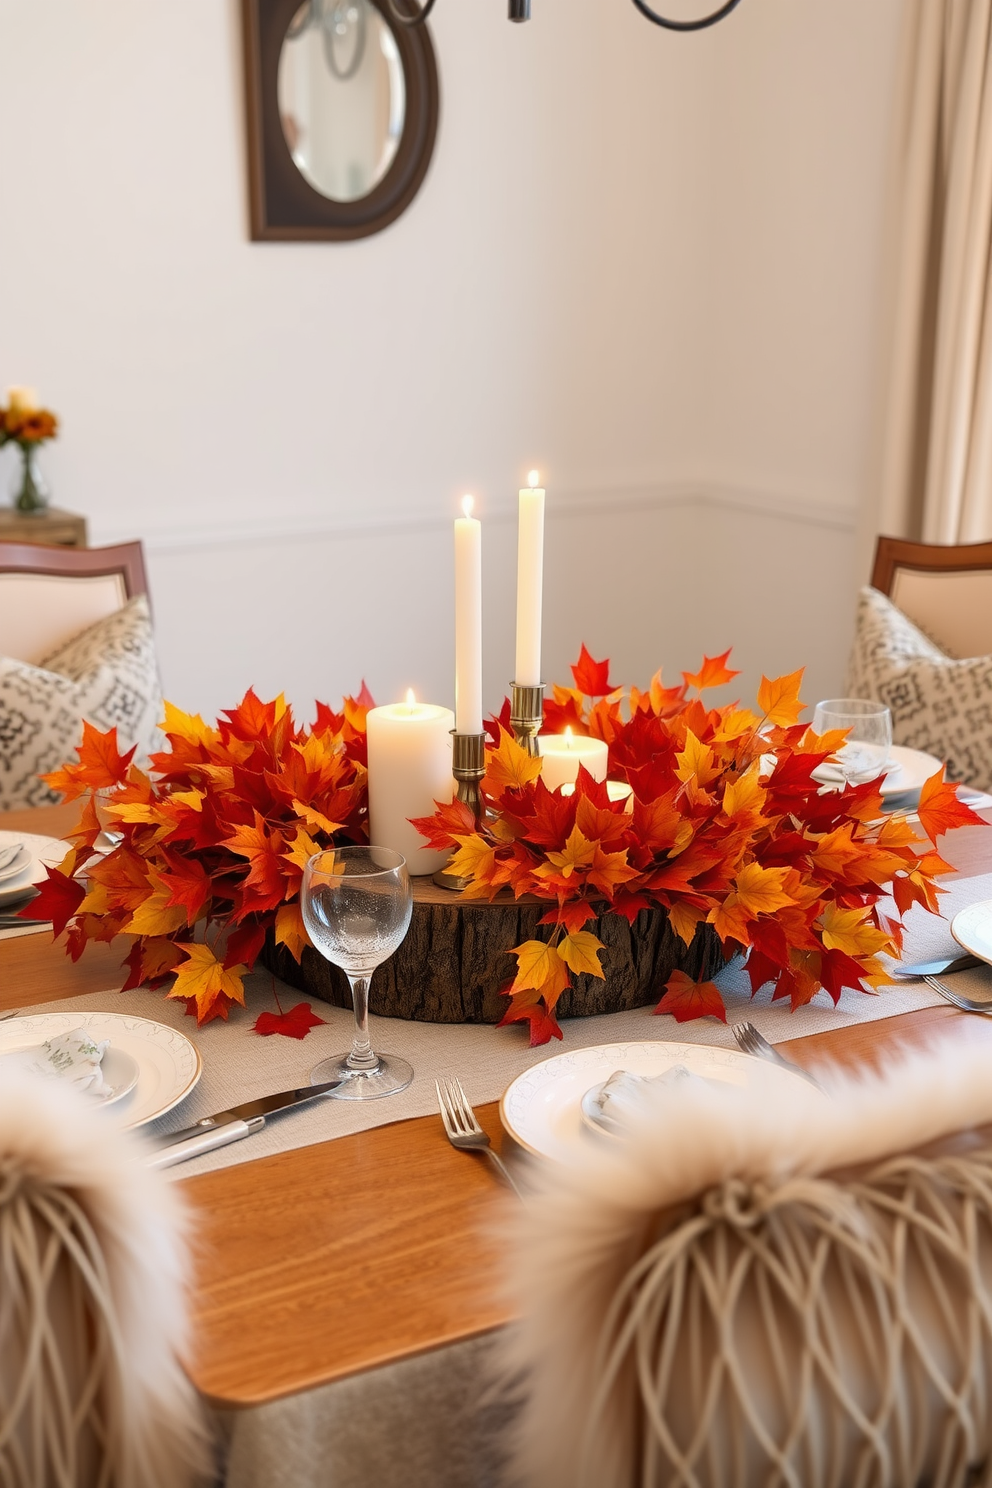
left=93, top=481, right=858, bottom=555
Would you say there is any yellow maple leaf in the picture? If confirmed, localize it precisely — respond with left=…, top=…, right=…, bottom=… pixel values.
left=556, top=930, right=606, bottom=979
left=733, top=862, right=795, bottom=918
left=447, top=834, right=499, bottom=884
left=543, top=827, right=597, bottom=879
left=675, top=729, right=721, bottom=787
left=818, top=903, right=893, bottom=959
left=105, top=800, right=162, bottom=825
left=275, top=901, right=310, bottom=961
left=125, top=876, right=187, bottom=937
left=291, top=799, right=343, bottom=837
left=486, top=729, right=543, bottom=794
left=161, top=700, right=219, bottom=748
left=509, top=939, right=572, bottom=1003
left=282, top=826, right=321, bottom=874
left=713, top=707, right=761, bottom=745
left=756, top=669, right=805, bottom=728
left=167, top=943, right=247, bottom=1023
left=722, top=766, right=766, bottom=820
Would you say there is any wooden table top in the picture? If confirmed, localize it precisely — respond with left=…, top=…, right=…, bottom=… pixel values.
left=4, top=800, right=992, bottom=1408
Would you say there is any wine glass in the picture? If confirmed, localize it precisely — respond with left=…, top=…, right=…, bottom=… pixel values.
left=302, top=846, right=414, bottom=1099
left=812, top=698, right=893, bottom=784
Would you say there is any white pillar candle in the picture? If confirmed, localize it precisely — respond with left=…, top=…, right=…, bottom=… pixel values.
left=538, top=729, right=609, bottom=792
left=367, top=693, right=455, bottom=876
left=454, top=495, right=483, bottom=734
left=7, top=386, right=38, bottom=413
left=514, top=470, right=545, bottom=687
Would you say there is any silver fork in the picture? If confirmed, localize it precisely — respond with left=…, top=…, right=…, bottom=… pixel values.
left=435, top=1077, right=523, bottom=1199
left=732, top=1020, right=826, bottom=1093
left=924, top=975, right=992, bottom=1015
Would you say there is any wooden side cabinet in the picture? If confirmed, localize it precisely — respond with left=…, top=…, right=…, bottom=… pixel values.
left=0, top=508, right=87, bottom=547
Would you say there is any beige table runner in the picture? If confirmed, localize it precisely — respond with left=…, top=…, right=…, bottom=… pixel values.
left=7, top=869, right=991, bottom=1178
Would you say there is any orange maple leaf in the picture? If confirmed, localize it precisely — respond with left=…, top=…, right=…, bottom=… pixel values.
left=756, top=669, right=805, bottom=728
left=682, top=650, right=740, bottom=693
left=41, top=721, right=135, bottom=801
left=168, top=943, right=247, bottom=1024
left=917, top=768, right=986, bottom=843
left=275, top=901, right=310, bottom=961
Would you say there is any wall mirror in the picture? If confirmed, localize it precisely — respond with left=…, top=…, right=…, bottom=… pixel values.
left=242, top=0, right=439, bottom=241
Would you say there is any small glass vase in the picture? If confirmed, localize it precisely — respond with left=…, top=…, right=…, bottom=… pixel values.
left=12, top=443, right=50, bottom=512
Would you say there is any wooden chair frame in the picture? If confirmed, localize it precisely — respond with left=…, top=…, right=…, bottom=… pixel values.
left=871, top=536, right=992, bottom=595
left=0, top=541, right=148, bottom=602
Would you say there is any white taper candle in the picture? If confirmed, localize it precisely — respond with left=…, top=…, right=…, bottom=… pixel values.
left=454, top=494, right=483, bottom=734
left=515, top=470, right=545, bottom=687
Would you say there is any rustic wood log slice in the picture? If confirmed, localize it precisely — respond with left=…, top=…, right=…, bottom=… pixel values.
left=259, top=877, right=730, bottom=1024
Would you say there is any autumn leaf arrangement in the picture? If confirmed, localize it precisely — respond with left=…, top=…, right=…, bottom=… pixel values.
left=35, top=690, right=373, bottom=1033
left=33, top=646, right=982, bottom=1044
left=414, top=646, right=984, bottom=1044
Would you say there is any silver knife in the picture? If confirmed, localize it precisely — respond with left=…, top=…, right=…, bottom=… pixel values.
left=890, top=953, right=983, bottom=979
left=145, top=1078, right=344, bottom=1170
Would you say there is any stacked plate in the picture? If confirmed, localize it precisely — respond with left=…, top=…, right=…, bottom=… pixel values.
left=811, top=744, right=944, bottom=807
left=0, top=829, right=69, bottom=910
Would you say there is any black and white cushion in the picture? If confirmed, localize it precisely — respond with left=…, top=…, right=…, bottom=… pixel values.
left=0, top=595, right=164, bottom=810
left=846, top=585, right=992, bottom=792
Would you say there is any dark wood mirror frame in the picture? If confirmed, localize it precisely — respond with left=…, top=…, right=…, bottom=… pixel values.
left=241, top=0, right=439, bottom=241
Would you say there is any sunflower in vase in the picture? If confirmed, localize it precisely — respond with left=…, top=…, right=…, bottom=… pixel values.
left=0, top=386, right=59, bottom=512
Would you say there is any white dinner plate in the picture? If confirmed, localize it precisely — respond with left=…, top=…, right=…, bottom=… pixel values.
left=0, top=1012, right=201, bottom=1127
left=812, top=743, right=944, bottom=800
left=0, top=830, right=68, bottom=909
left=0, top=847, right=30, bottom=883
left=951, top=899, right=992, bottom=969
left=500, top=1040, right=815, bottom=1163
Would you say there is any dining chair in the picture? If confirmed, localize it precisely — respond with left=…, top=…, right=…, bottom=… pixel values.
left=500, top=1044, right=992, bottom=1488
left=871, top=534, right=992, bottom=660
left=0, top=539, right=148, bottom=664
left=0, top=1071, right=208, bottom=1488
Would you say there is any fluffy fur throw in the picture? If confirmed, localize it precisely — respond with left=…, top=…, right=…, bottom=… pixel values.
left=500, top=1043, right=992, bottom=1488
left=0, top=1072, right=209, bottom=1488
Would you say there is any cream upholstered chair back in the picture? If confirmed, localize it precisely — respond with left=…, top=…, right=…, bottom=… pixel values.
left=0, top=1073, right=207, bottom=1488
left=0, top=541, right=148, bottom=664
left=501, top=1046, right=992, bottom=1488
left=871, top=535, right=992, bottom=660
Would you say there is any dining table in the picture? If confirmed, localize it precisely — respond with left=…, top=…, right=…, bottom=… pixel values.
left=5, top=796, right=992, bottom=1486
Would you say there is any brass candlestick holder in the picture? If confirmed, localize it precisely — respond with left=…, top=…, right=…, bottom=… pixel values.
left=510, top=681, right=545, bottom=756
left=433, top=731, right=487, bottom=891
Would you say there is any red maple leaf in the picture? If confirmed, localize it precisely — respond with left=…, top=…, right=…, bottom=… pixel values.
left=253, top=1001, right=327, bottom=1039
left=410, top=797, right=477, bottom=851
left=224, top=917, right=269, bottom=971
left=571, top=644, right=613, bottom=698
left=497, top=997, right=564, bottom=1046
left=654, top=968, right=727, bottom=1023
left=25, top=868, right=85, bottom=937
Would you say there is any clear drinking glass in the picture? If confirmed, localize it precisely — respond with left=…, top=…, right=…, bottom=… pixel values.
left=302, top=845, right=414, bottom=1099
left=812, top=698, right=893, bottom=784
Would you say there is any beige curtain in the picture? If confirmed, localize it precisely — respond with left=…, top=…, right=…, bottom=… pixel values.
left=878, top=0, right=992, bottom=544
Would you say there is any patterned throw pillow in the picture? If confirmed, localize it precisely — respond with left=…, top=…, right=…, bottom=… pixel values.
left=0, top=595, right=164, bottom=810
left=846, top=586, right=992, bottom=792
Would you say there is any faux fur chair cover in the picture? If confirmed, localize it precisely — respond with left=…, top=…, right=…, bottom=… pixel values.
left=0, top=1073, right=209, bottom=1488
left=501, top=1046, right=992, bottom=1488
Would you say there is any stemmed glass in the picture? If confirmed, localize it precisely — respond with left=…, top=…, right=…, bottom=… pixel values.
left=302, top=846, right=414, bottom=1099
left=812, top=698, right=893, bottom=784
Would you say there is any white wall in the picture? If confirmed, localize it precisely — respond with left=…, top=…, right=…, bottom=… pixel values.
left=0, top=0, right=905, bottom=723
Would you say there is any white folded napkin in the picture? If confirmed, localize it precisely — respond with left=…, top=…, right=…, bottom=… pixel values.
left=16, top=1028, right=112, bottom=1096
left=593, top=1065, right=707, bottom=1126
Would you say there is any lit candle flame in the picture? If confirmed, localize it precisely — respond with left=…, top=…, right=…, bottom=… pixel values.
left=528, top=469, right=540, bottom=488
left=405, top=688, right=416, bottom=709
left=565, top=726, right=573, bottom=748
left=461, top=494, right=474, bottom=518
